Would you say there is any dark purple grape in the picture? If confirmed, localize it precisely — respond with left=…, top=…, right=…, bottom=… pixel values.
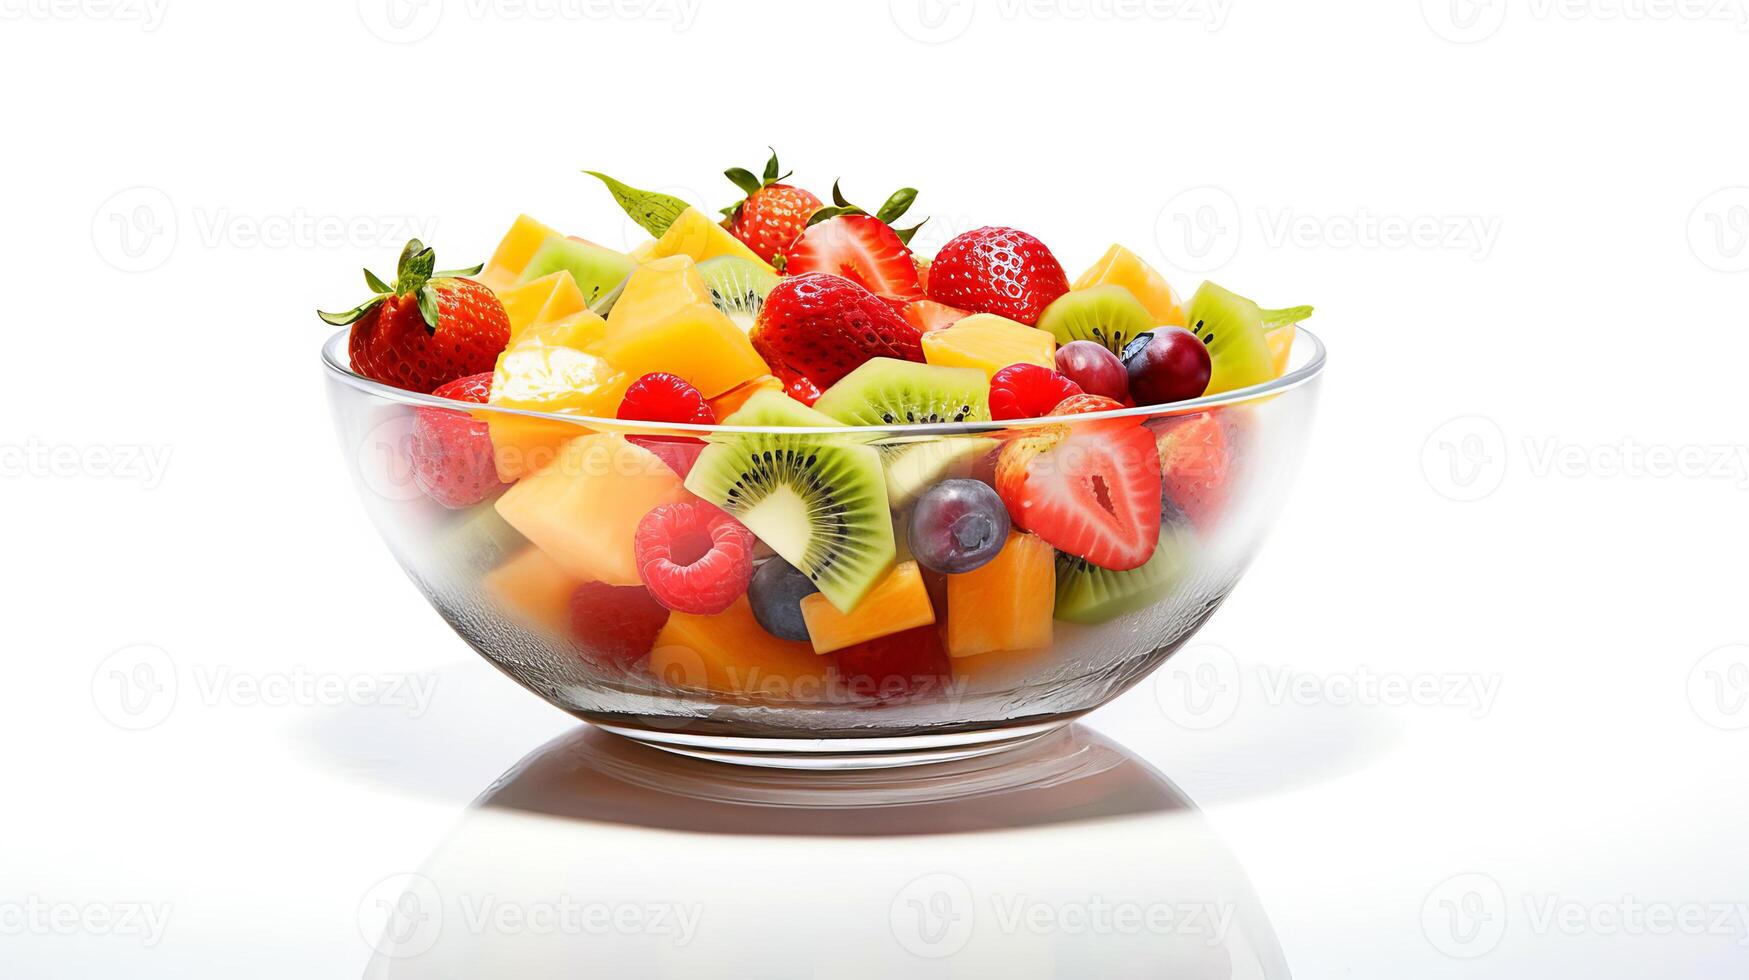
left=748, top=558, right=818, bottom=641
left=908, top=480, right=1009, bottom=575
left=1055, top=340, right=1130, bottom=403
left=1121, top=328, right=1212, bottom=406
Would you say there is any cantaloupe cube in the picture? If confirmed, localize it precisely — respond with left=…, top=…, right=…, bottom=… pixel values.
left=921, top=314, right=1057, bottom=380
left=516, top=310, right=607, bottom=351
left=487, top=337, right=629, bottom=481
left=800, top=561, right=936, bottom=655
left=642, top=207, right=775, bottom=274
left=1072, top=244, right=1185, bottom=328
left=650, top=598, right=827, bottom=696
left=708, top=375, right=784, bottom=419
left=946, top=532, right=1054, bottom=658
left=482, top=546, right=581, bottom=636
left=595, top=304, right=769, bottom=399
left=499, top=271, right=588, bottom=341
left=480, top=215, right=560, bottom=293
left=606, top=255, right=715, bottom=333
left=1266, top=322, right=1295, bottom=378
left=493, top=434, right=688, bottom=585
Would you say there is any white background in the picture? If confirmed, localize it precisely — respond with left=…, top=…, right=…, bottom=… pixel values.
left=3, top=0, right=1748, bottom=975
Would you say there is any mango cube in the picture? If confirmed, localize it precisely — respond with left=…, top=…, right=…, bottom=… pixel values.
left=800, top=561, right=936, bottom=655
left=480, top=215, right=560, bottom=293
left=946, top=533, right=1055, bottom=658
left=498, top=271, right=588, bottom=341
left=921, top=314, right=1057, bottom=379
left=482, top=546, right=581, bottom=636
left=642, top=207, right=775, bottom=273
left=1072, top=244, right=1185, bottom=328
left=487, top=318, right=629, bottom=481
left=594, top=256, right=769, bottom=398
left=650, top=598, right=827, bottom=696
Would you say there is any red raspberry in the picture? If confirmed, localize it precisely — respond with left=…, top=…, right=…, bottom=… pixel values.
left=634, top=502, right=755, bottom=614
left=410, top=372, right=507, bottom=508
left=988, top=364, right=1084, bottom=421
left=569, top=582, right=670, bottom=668
left=618, top=373, right=715, bottom=478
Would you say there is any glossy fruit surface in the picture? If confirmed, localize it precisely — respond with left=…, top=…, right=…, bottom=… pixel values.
left=799, top=561, right=936, bottom=654
left=569, top=582, right=671, bottom=667
left=920, top=313, right=1057, bottom=380
left=987, top=364, right=1083, bottom=421
left=907, top=479, right=1010, bottom=575
left=747, top=558, right=819, bottom=642
left=783, top=214, right=923, bottom=300
left=944, top=531, right=1055, bottom=659
left=1055, top=340, right=1130, bottom=404
left=634, top=501, right=757, bottom=615
left=411, top=372, right=506, bottom=508
left=722, top=151, right=824, bottom=265
left=1154, top=412, right=1233, bottom=529
left=835, top=626, right=953, bottom=701
left=926, top=226, right=1070, bottom=325
left=750, top=272, right=924, bottom=392
left=1121, top=328, right=1212, bottom=406
left=995, top=407, right=1163, bottom=571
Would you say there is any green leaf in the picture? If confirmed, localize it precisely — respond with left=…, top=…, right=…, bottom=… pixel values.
left=762, top=148, right=780, bottom=184
left=434, top=262, right=485, bottom=279
left=416, top=284, right=440, bottom=331
left=396, top=240, right=437, bottom=295
left=724, top=167, right=763, bottom=197
left=1261, top=305, right=1314, bottom=327
left=316, top=297, right=385, bottom=327
left=830, top=179, right=853, bottom=209
left=894, top=218, right=928, bottom=246
left=875, top=188, right=918, bottom=225
left=584, top=171, right=691, bottom=239
left=363, top=268, right=392, bottom=294
left=805, top=205, right=861, bottom=229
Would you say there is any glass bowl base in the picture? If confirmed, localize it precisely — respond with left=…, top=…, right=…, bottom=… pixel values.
left=590, top=717, right=1079, bottom=770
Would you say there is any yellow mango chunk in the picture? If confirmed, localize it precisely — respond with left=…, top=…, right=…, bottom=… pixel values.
left=606, top=255, right=715, bottom=333
left=498, top=271, right=588, bottom=341
left=1073, top=244, right=1185, bottom=327
left=800, top=562, right=936, bottom=654
left=487, top=339, right=629, bottom=481
left=480, top=215, right=560, bottom=293
left=946, top=532, right=1054, bottom=659
left=494, top=434, right=689, bottom=586
left=1265, top=322, right=1295, bottom=378
left=516, top=310, right=607, bottom=351
left=650, top=598, right=827, bottom=697
left=642, top=207, right=775, bottom=273
left=921, top=314, right=1057, bottom=379
left=482, top=546, right=581, bottom=636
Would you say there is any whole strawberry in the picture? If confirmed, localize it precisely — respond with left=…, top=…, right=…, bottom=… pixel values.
left=721, top=149, right=824, bottom=266
left=750, top=273, right=924, bottom=394
left=410, top=372, right=507, bottom=509
left=320, top=239, right=510, bottom=394
left=927, top=226, right=1070, bottom=326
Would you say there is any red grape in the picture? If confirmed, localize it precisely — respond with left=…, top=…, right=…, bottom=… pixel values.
left=1055, top=340, right=1130, bottom=403
left=1121, top=328, right=1212, bottom=406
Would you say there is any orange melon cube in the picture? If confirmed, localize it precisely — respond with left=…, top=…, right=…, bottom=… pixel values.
left=799, top=561, right=936, bottom=655
left=606, top=255, right=715, bottom=332
left=498, top=271, right=588, bottom=342
left=1265, top=322, right=1295, bottom=378
left=650, top=598, right=827, bottom=696
left=1072, top=244, right=1185, bottom=328
left=641, top=207, right=776, bottom=274
left=493, top=433, right=689, bottom=585
left=480, top=215, right=560, bottom=293
left=945, top=532, right=1055, bottom=659
left=487, top=338, right=629, bottom=481
left=482, top=546, right=581, bottom=636
left=595, top=256, right=770, bottom=397
left=708, top=375, right=784, bottom=419
left=921, top=314, right=1057, bottom=380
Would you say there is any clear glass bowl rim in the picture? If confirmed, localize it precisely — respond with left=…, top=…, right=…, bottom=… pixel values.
left=320, top=325, right=1326, bottom=438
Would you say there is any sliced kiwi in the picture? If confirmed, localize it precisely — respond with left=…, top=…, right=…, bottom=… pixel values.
left=1037, top=284, right=1159, bottom=355
left=696, top=256, right=778, bottom=332
left=879, top=437, right=999, bottom=508
left=1185, top=282, right=1312, bottom=395
left=684, top=390, right=896, bottom=613
left=813, top=358, right=991, bottom=427
left=519, top=237, right=637, bottom=307
left=1054, top=526, right=1193, bottom=625
left=588, top=273, right=628, bottom=317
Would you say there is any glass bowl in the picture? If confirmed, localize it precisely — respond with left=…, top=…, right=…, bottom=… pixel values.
left=322, top=328, right=1324, bottom=768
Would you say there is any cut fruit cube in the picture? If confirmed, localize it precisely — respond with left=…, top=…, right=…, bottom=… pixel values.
left=480, top=214, right=561, bottom=293
left=921, top=314, right=1057, bottom=380
left=1072, top=244, right=1185, bottom=327
left=649, top=597, right=827, bottom=696
left=1265, top=322, right=1295, bottom=378
left=515, top=310, right=607, bottom=351
left=707, top=375, right=785, bottom=420
left=597, top=256, right=771, bottom=398
left=800, top=561, right=936, bottom=655
left=642, top=207, right=775, bottom=274
left=487, top=331, right=629, bottom=481
left=498, top=271, right=588, bottom=341
left=493, top=433, right=689, bottom=585
left=482, top=546, right=582, bottom=636
left=945, top=532, right=1055, bottom=658
left=606, top=255, right=715, bottom=333
left=519, top=237, right=636, bottom=309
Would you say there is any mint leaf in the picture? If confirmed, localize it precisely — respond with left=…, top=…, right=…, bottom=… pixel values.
left=585, top=171, right=691, bottom=239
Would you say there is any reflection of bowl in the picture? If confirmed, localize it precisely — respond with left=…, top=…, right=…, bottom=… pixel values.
left=323, top=329, right=1324, bottom=768
left=362, top=725, right=1291, bottom=976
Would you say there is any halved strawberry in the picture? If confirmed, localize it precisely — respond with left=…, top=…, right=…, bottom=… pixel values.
left=1151, top=412, right=1232, bottom=529
left=750, top=272, right=924, bottom=393
left=783, top=214, right=923, bottom=300
left=901, top=299, right=969, bottom=333
left=995, top=403, right=1162, bottom=571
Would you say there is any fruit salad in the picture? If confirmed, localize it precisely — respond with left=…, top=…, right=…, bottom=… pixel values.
left=321, top=152, right=1313, bottom=712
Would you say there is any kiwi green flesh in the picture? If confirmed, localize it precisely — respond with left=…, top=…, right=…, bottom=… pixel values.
left=1184, top=281, right=1277, bottom=395
left=1038, top=284, right=1159, bottom=355
left=813, top=358, right=991, bottom=427
left=880, top=437, right=999, bottom=509
left=1053, top=527, right=1192, bottom=625
left=696, top=256, right=778, bottom=333
left=589, top=274, right=628, bottom=317
left=518, top=237, right=637, bottom=307
left=685, top=392, right=896, bottom=613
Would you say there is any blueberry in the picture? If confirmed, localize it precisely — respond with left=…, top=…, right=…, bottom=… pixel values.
left=908, top=479, right=1010, bottom=575
left=748, top=558, right=818, bottom=642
